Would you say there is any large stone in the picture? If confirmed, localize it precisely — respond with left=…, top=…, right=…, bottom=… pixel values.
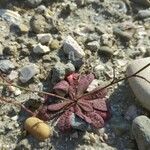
left=63, top=35, right=85, bottom=60
left=0, top=9, right=21, bottom=25
left=126, top=57, right=150, bottom=111
left=132, top=115, right=150, bottom=150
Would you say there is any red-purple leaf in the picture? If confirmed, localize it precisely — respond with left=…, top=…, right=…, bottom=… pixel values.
left=53, top=80, right=69, bottom=96
left=47, top=101, right=72, bottom=111
left=95, top=110, right=111, bottom=121
left=78, top=99, right=93, bottom=112
left=86, top=111, right=104, bottom=128
left=74, top=105, right=91, bottom=123
left=83, top=88, right=107, bottom=100
left=91, top=98, right=108, bottom=111
left=57, top=109, right=73, bottom=132
left=76, top=73, right=94, bottom=97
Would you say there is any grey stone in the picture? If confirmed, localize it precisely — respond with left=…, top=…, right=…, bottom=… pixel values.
left=63, top=35, right=85, bottom=60
left=37, top=33, right=52, bottom=44
left=33, top=43, right=50, bottom=54
left=26, top=0, right=42, bottom=8
left=0, top=60, right=15, bottom=73
left=65, top=62, right=75, bottom=74
left=19, top=64, right=38, bottom=83
left=131, top=0, right=150, bottom=7
left=132, top=115, right=150, bottom=150
left=0, top=9, right=21, bottom=25
left=138, top=10, right=150, bottom=19
left=86, top=41, right=100, bottom=52
left=126, top=57, right=150, bottom=111
left=31, top=14, right=51, bottom=34
left=35, top=5, right=46, bottom=13
left=99, top=46, right=114, bottom=56
left=70, top=113, right=90, bottom=131
left=51, top=62, right=66, bottom=84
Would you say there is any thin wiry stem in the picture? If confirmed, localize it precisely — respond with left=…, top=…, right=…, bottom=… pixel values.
left=79, top=63, right=150, bottom=99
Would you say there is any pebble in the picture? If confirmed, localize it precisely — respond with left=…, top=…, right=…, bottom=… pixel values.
left=35, top=5, right=47, bottom=13
left=0, top=9, right=21, bottom=25
left=65, top=62, right=75, bottom=74
left=0, top=60, right=15, bottom=73
left=0, top=43, right=3, bottom=55
left=19, top=64, right=38, bottom=83
left=63, top=35, right=85, bottom=60
left=132, top=115, right=150, bottom=150
left=31, top=14, right=50, bottom=33
left=86, top=41, right=100, bottom=52
left=25, top=0, right=43, bottom=8
left=37, top=33, right=52, bottom=44
left=113, top=27, right=132, bottom=41
left=131, top=0, right=150, bottom=7
left=126, top=57, right=150, bottom=111
left=51, top=62, right=66, bottom=84
left=99, top=46, right=114, bottom=56
left=49, top=39, right=60, bottom=50
left=8, top=70, right=18, bottom=81
left=18, top=24, right=29, bottom=34
left=33, top=43, right=50, bottom=54
left=137, top=9, right=150, bottom=19
left=87, top=79, right=99, bottom=92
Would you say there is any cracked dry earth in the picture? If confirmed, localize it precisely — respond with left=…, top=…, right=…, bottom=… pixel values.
left=0, top=0, right=150, bottom=150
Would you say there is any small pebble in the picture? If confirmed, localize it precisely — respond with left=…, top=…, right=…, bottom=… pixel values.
left=19, top=64, right=38, bottom=83
left=49, top=39, right=60, bottom=50
left=0, top=60, right=15, bottom=73
left=33, top=43, right=50, bottom=54
left=37, top=33, right=52, bottom=44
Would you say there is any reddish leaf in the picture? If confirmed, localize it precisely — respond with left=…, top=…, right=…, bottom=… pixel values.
left=96, top=110, right=111, bottom=121
left=47, top=101, right=72, bottom=111
left=76, top=73, right=94, bottom=97
left=74, top=105, right=91, bottom=123
left=91, top=98, right=108, bottom=111
left=78, top=99, right=93, bottom=112
left=86, top=111, right=104, bottom=128
left=57, top=109, right=73, bottom=132
left=83, top=88, right=107, bottom=100
left=53, top=80, right=69, bottom=96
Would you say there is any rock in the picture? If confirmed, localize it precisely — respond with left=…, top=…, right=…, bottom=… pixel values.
left=25, top=0, right=43, bottom=8
left=33, top=43, right=50, bottom=54
left=49, top=39, right=60, bottom=50
left=37, top=33, right=52, bottom=44
left=0, top=43, right=3, bottom=55
left=19, top=64, right=38, bottom=83
left=126, top=57, right=150, bottom=111
left=99, top=46, right=114, bottom=56
left=70, top=113, right=90, bottom=131
left=30, top=14, right=51, bottom=34
left=86, top=41, right=100, bottom=52
left=15, top=139, right=31, bottom=149
left=130, top=0, right=150, bottom=7
left=138, top=9, right=150, bottom=19
left=0, top=9, right=21, bottom=25
left=0, top=60, right=15, bottom=73
left=125, top=105, right=138, bottom=121
left=132, top=115, right=150, bottom=150
left=7, top=70, right=18, bottom=81
left=87, top=79, right=99, bottom=92
left=18, top=24, right=29, bottom=34
left=63, top=35, right=85, bottom=60
left=113, top=27, right=132, bottom=41
left=51, top=62, right=66, bottom=84
left=35, top=5, right=47, bottom=13
left=65, top=62, right=75, bottom=74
